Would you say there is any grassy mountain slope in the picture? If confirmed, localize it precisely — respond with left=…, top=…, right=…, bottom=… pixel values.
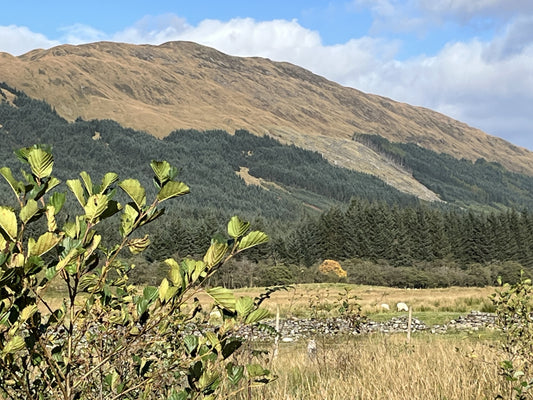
left=1, top=41, right=532, bottom=192
left=1, top=86, right=533, bottom=215
left=0, top=86, right=418, bottom=222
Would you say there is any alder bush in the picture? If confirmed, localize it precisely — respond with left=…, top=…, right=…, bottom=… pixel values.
left=0, top=145, right=274, bottom=400
left=492, top=272, right=533, bottom=399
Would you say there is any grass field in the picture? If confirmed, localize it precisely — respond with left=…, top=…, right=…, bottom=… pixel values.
left=229, top=283, right=496, bottom=320
left=231, top=333, right=507, bottom=400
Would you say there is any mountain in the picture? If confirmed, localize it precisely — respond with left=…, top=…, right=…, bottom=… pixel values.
left=1, top=41, right=533, bottom=201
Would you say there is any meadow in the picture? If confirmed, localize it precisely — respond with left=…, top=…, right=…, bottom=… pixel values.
left=222, top=284, right=510, bottom=400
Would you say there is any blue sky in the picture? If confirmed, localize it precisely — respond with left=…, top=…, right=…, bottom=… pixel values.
left=1, top=1, right=532, bottom=150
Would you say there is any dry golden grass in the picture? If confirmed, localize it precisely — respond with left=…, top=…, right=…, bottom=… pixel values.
left=228, top=283, right=496, bottom=318
left=234, top=334, right=507, bottom=400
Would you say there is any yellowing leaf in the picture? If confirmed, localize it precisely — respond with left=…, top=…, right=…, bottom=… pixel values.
left=128, top=235, right=150, bottom=254
left=66, top=179, right=86, bottom=207
left=19, top=199, right=39, bottom=224
left=227, top=216, right=250, bottom=239
left=119, top=179, right=146, bottom=210
left=27, top=148, right=53, bottom=179
left=203, top=240, right=228, bottom=268
left=0, top=206, right=17, bottom=241
left=2, top=335, right=25, bottom=354
left=206, top=287, right=235, bottom=312
left=84, top=194, right=109, bottom=222
left=28, top=232, right=61, bottom=257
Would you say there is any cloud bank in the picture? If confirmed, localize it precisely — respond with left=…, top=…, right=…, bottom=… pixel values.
left=0, top=2, right=531, bottom=149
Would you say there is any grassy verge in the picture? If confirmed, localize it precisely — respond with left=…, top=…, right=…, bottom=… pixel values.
left=228, top=333, right=507, bottom=400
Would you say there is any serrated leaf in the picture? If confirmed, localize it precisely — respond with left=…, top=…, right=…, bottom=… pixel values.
left=67, top=179, right=86, bottom=207
left=56, top=248, right=78, bottom=272
left=80, top=171, right=93, bottom=195
left=228, top=216, right=250, bottom=239
left=0, top=167, right=23, bottom=197
left=245, top=308, right=270, bottom=324
left=119, top=179, right=146, bottom=210
left=226, top=363, right=244, bottom=386
left=206, top=287, right=235, bottom=312
left=203, top=240, right=228, bottom=268
left=45, top=206, right=57, bottom=232
left=150, top=160, right=171, bottom=186
left=0, top=206, right=17, bottom=240
left=165, top=258, right=183, bottom=288
left=159, top=278, right=170, bottom=303
left=20, top=199, right=39, bottom=224
left=238, top=231, right=268, bottom=251
left=2, top=335, right=25, bottom=354
left=99, top=172, right=118, bottom=193
left=28, top=232, right=61, bottom=257
left=157, top=181, right=190, bottom=202
left=27, top=148, right=53, bottom=179
left=48, top=192, right=65, bottom=214
left=236, top=296, right=254, bottom=317
left=128, top=235, right=150, bottom=254
left=84, top=194, right=109, bottom=222
left=120, top=203, right=139, bottom=237
left=20, top=304, right=38, bottom=322
left=45, top=176, right=61, bottom=193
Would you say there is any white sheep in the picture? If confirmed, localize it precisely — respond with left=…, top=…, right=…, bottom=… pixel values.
left=380, top=303, right=390, bottom=311
left=396, top=302, right=409, bottom=312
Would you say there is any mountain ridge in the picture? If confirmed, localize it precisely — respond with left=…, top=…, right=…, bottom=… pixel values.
left=1, top=40, right=532, bottom=192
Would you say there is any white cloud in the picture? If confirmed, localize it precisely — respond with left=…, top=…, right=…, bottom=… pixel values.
left=0, top=25, right=59, bottom=55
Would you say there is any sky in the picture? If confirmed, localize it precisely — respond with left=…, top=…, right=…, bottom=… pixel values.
left=1, top=1, right=532, bottom=150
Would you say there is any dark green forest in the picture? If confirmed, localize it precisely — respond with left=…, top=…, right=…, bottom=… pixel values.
left=2, top=83, right=533, bottom=288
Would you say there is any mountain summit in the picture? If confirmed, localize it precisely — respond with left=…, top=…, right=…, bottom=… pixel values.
left=1, top=41, right=532, bottom=198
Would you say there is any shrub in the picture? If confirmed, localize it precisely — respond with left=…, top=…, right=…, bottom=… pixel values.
left=0, top=145, right=274, bottom=400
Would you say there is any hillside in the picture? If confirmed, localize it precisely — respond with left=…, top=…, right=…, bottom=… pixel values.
left=1, top=41, right=532, bottom=197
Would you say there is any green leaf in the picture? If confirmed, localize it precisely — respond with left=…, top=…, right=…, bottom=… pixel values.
left=48, top=192, right=66, bottom=214
left=19, top=199, right=39, bottom=224
left=228, top=216, right=250, bottom=239
left=246, top=363, right=270, bottom=378
left=99, top=172, right=119, bottom=193
left=245, top=308, right=270, bottom=324
left=203, top=240, right=228, bottom=268
left=150, top=160, right=171, bottom=186
left=183, top=335, right=198, bottom=355
left=84, top=194, right=109, bottom=222
left=67, top=179, right=86, bottom=207
left=27, top=148, right=54, bottom=179
left=80, top=171, right=93, bottom=195
left=0, top=167, right=23, bottom=197
left=157, top=181, right=190, bottom=202
left=226, top=363, right=244, bottom=386
left=238, top=231, right=269, bottom=251
left=236, top=296, right=254, bottom=317
left=0, top=206, right=17, bottom=240
left=206, top=287, right=236, bottom=312
left=119, top=179, right=146, bottom=210
left=28, top=232, right=61, bottom=257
